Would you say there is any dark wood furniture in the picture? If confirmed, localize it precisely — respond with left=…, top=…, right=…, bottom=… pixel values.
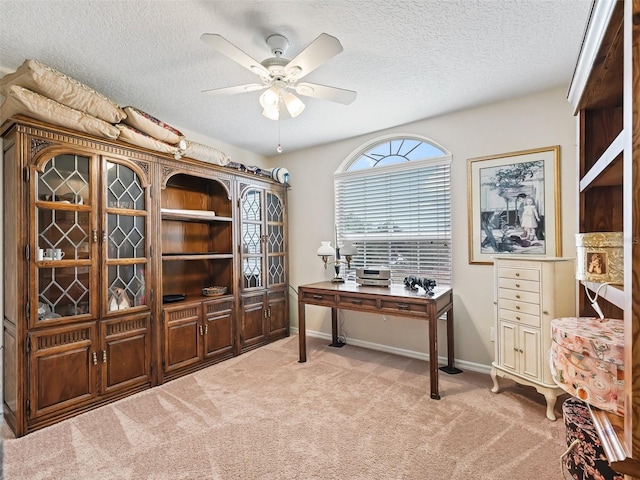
left=297, top=281, right=459, bottom=400
left=567, top=0, right=640, bottom=477
left=1, top=115, right=288, bottom=436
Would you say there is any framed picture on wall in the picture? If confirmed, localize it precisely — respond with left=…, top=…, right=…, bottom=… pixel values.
left=467, top=145, right=561, bottom=265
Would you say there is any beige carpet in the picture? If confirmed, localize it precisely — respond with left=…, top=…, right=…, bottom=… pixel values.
left=2, top=336, right=569, bottom=479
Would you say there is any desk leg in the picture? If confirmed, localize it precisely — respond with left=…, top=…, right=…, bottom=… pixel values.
left=298, top=299, right=306, bottom=363
left=329, top=307, right=345, bottom=348
left=428, top=303, right=440, bottom=400
left=439, top=307, right=463, bottom=375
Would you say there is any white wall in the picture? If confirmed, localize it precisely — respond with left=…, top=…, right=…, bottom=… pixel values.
left=0, top=86, right=577, bottom=372
left=267, top=87, right=577, bottom=371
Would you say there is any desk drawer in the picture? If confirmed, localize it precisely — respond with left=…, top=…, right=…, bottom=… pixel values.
left=337, top=294, right=378, bottom=310
left=380, top=299, right=427, bottom=317
left=300, top=290, right=336, bottom=306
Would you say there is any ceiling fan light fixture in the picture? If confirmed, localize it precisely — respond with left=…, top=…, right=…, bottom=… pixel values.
left=283, top=92, right=305, bottom=118
left=262, top=105, right=280, bottom=121
left=259, top=86, right=280, bottom=109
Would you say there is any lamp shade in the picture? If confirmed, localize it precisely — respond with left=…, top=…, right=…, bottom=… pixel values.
left=259, top=87, right=280, bottom=108
left=262, top=106, right=279, bottom=120
left=283, top=92, right=305, bottom=117
left=317, top=241, right=335, bottom=257
left=340, top=241, right=357, bottom=256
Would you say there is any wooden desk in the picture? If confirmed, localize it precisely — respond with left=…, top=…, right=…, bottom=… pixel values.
left=297, top=281, right=461, bottom=400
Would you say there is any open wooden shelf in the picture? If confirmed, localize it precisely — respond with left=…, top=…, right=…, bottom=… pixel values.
left=581, top=281, right=625, bottom=311
left=161, top=253, right=233, bottom=261
left=160, top=208, right=232, bottom=223
left=579, top=131, right=624, bottom=191
left=591, top=408, right=640, bottom=477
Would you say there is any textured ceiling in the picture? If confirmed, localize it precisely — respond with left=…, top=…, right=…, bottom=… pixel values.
left=0, top=0, right=593, bottom=157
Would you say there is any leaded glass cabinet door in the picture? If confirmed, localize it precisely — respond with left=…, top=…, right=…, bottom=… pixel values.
left=240, top=188, right=264, bottom=289
left=32, top=152, right=97, bottom=327
left=266, top=191, right=286, bottom=288
left=103, top=159, right=150, bottom=316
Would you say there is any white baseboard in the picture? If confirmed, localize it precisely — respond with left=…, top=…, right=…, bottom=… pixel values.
left=289, top=327, right=492, bottom=375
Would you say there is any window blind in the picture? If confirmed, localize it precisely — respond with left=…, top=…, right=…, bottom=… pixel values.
left=335, top=158, right=451, bottom=285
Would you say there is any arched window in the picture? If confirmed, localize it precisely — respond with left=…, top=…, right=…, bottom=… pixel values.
left=334, top=135, right=452, bottom=285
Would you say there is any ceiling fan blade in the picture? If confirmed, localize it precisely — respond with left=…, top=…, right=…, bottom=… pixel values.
left=201, top=34, right=270, bottom=77
left=202, top=84, right=266, bottom=96
left=285, top=33, right=343, bottom=80
left=295, top=82, right=357, bottom=105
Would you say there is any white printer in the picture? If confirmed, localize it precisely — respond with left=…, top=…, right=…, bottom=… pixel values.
left=356, top=267, right=391, bottom=287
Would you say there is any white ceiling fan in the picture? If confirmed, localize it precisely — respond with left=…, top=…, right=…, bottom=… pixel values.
left=200, top=32, right=357, bottom=120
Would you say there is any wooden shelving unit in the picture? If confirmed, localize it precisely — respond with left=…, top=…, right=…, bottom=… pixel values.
left=568, top=0, right=640, bottom=477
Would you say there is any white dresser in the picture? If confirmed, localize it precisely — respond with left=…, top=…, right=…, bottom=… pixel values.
left=490, top=256, right=576, bottom=420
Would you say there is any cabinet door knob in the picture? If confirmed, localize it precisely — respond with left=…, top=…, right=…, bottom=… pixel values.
left=92, top=352, right=98, bottom=365
left=519, top=349, right=524, bottom=353
left=93, top=229, right=98, bottom=243
left=199, top=325, right=204, bottom=336
left=543, top=310, right=549, bottom=315
left=204, top=325, right=208, bottom=335
left=103, top=350, right=107, bottom=363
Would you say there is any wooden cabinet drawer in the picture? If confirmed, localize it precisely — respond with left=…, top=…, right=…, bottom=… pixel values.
left=499, top=308, right=540, bottom=327
left=499, top=289, right=540, bottom=304
left=498, top=277, right=540, bottom=293
left=379, top=299, right=427, bottom=317
left=499, top=267, right=540, bottom=282
left=499, top=298, right=540, bottom=316
left=337, top=294, right=378, bottom=310
left=300, top=290, right=336, bottom=306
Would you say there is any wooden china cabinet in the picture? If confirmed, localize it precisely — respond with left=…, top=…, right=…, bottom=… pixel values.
left=157, top=164, right=237, bottom=382
left=567, top=0, right=640, bottom=477
left=1, top=116, right=289, bottom=436
left=238, top=179, right=288, bottom=352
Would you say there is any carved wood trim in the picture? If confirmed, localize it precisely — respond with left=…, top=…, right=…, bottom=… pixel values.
left=31, top=138, right=56, bottom=157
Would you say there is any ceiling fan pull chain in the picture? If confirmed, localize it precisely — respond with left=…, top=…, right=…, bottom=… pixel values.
left=277, top=118, right=283, bottom=154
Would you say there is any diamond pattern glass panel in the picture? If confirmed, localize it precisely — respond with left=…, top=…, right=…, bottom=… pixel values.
left=38, top=209, right=90, bottom=260
left=107, top=215, right=145, bottom=258
left=268, top=256, right=285, bottom=285
left=243, top=258, right=262, bottom=288
left=38, top=267, right=90, bottom=319
left=38, top=154, right=90, bottom=205
left=242, top=190, right=261, bottom=221
left=267, top=224, right=284, bottom=254
left=107, top=162, right=145, bottom=210
left=107, top=264, right=147, bottom=309
left=266, top=193, right=283, bottom=223
left=242, top=223, right=262, bottom=255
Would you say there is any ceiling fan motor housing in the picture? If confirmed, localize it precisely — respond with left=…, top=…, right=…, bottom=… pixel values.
left=266, top=34, right=289, bottom=57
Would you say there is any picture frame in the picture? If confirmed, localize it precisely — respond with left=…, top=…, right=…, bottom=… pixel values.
left=467, top=146, right=561, bottom=265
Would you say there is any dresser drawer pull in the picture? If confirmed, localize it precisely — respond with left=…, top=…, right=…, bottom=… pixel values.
left=312, top=295, right=324, bottom=300
left=516, top=316, right=521, bottom=321
left=515, top=273, right=520, bottom=277
left=516, top=295, right=521, bottom=299
left=516, top=306, right=521, bottom=310
left=515, top=283, right=520, bottom=288
left=396, top=304, right=410, bottom=310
